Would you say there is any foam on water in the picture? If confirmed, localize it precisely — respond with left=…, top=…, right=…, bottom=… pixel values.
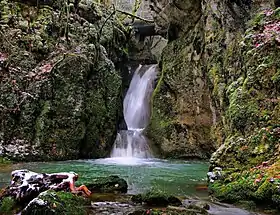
left=92, top=157, right=158, bottom=166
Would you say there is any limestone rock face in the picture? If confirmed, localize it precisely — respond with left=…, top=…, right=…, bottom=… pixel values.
left=147, top=0, right=215, bottom=159
left=203, top=0, right=279, bottom=169
left=149, top=0, right=280, bottom=207
left=204, top=1, right=280, bottom=207
left=148, top=0, right=279, bottom=168
left=150, top=0, right=202, bottom=38
left=0, top=0, right=127, bottom=161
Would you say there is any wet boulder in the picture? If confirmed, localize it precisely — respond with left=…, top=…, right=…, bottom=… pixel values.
left=91, top=201, right=135, bottom=214
left=183, top=199, right=210, bottom=211
left=85, top=175, right=128, bottom=193
left=131, top=190, right=181, bottom=206
left=0, top=169, right=91, bottom=204
left=207, top=167, right=223, bottom=183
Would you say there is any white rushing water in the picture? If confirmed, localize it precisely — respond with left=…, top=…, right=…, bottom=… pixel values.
left=111, top=64, right=158, bottom=158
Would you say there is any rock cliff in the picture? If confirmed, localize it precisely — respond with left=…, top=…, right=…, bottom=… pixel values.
left=0, top=0, right=129, bottom=161
left=148, top=0, right=280, bottom=209
left=148, top=0, right=215, bottom=159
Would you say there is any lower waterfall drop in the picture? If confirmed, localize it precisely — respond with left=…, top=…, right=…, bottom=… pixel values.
left=111, top=64, right=158, bottom=158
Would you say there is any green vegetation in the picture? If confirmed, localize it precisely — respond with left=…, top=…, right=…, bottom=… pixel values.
left=21, top=191, right=90, bottom=215
left=0, top=157, right=11, bottom=164
left=0, top=197, right=17, bottom=215
left=209, top=162, right=280, bottom=210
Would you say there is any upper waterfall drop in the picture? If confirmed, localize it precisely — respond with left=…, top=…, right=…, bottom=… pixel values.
left=124, top=64, right=158, bottom=130
left=110, top=64, right=158, bottom=158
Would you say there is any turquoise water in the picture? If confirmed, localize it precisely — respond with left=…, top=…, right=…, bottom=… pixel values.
left=0, top=158, right=209, bottom=197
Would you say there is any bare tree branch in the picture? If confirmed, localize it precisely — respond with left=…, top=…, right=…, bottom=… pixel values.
left=116, top=9, right=154, bottom=23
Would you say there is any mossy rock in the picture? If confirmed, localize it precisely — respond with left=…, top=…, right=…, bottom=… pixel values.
left=208, top=180, right=256, bottom=203
left=272, top=194, right=280, bottom=209
left=254, top=180, right=278, bottom=202
left=21, top=191, right=90, bottom=215
left=0, top=0, right=127, bottom=162
left=209, top=165, right=280, bottom=211
left=85, top=175, right=128, bottom=193
left=236, top=200, right=257, bottom=211
left=147, top=23, right=215, bottom=159
left=131, top=190, right=181, bottom=207
left=185, top=201, right=210, bottom=211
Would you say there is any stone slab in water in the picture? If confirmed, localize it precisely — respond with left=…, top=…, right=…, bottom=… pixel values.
left=85, top=175, right=128, bottom=193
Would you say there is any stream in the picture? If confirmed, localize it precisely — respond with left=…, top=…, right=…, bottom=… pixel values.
left=0, top=158, right=208, bottom=197
left=0, top=158, right=268, bottom=215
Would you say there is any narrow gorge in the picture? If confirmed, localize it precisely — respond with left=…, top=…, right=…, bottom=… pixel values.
left=0, top=0, right=279, bottom=214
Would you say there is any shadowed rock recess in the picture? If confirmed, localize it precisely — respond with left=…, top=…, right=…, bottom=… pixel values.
left=149, top=0, right=280, bottom=210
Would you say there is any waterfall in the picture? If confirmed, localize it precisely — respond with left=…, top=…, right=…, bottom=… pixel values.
left=111, top=64, right=158, bottom=158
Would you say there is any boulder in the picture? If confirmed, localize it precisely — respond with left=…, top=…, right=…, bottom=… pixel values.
left=0, top=169, right=91, bottom=204
left=131, top=190, right=181, bottom=206
left=91, top=201, right=135, bottom=214
left=183, top=199, right=210, bottom=211
left=147, top=14, right=215, bottom=160
left=21, top=190, right=90, bottom=215
left=85, top=175, right=128, bottom=193
left=207, top=167, right=223, bottom=183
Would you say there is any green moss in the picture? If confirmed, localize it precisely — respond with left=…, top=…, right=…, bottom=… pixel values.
left=0, top=197, right=16, bottom=215
left=208, top=65, right=220, bottom=97
left=254, top=180, right=278, bottom=202
left=250, top=12, right=266, bottom=27
left=236, top=200, right=257, bottom=211
left=0, top=0, right=127, bottom=162
left=226, top=87, right=259, bottom=133
left=203, top=5, right=280, bottom=211
left=147, top=64, right=174, bottom=154
left=0, top=157, right=11, bottom=164
left=35, top=100, right=51, bottom=143
left=131, top=189, right=181, bottom=207
left=150, top=64, right=165, bottom=117
left=209, top=164, right=280, bottom=210
left=272, top=194, right=280, bottom=208
left=85, top=175, right=128, bottom=193
left=271, top=69, right=280, bottom=84
left=274, top=7, right=280, bottom=18
left=22, top=191, right=90, bottom=215
left=209, top=179, right=256, bottom=203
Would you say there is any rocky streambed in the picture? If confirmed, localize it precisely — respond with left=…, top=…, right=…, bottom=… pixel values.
left=0, top=169, right=264, bottom=215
